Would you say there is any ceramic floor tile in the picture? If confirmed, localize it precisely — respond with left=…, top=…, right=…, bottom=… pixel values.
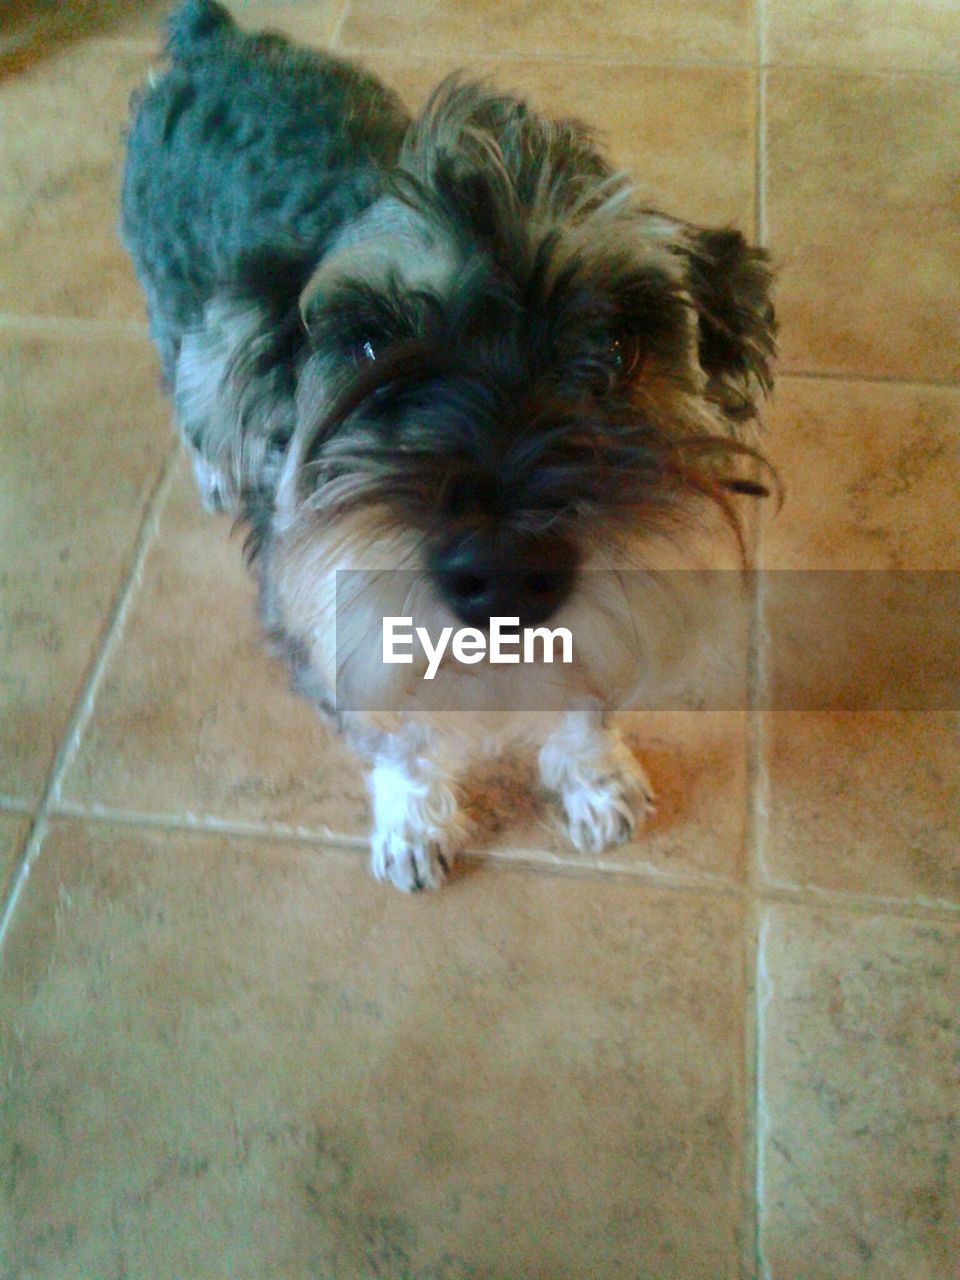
left=0, top=40, right=154, bottom=320
left=342, top=0, right=753, bottom=64
left=0, top=813, right=31, bottom=899
left=756, top=378, right=960, bottom=906
left=363, top=55, right=757, bottom=228
left=59, top=461, right=368, bottom=837
left=759, top=904, right=960, bottom=1280
left=0, top=330, right=171, bottom=805
left=766, top=70, right=960, bottom=381
left=759, top=379, right=960, bottom=573
left=2, top=818, right=746, bottom=1280
left=765, top=0, right=960, bottom=73
left=761, top=711, right=959, bottom=908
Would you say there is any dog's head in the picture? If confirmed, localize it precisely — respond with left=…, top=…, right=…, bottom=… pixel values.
left=203, top=78, right=777, bottom=705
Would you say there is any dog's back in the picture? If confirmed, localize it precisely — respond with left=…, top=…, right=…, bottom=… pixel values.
left=120, top=0, right=409, bottom=381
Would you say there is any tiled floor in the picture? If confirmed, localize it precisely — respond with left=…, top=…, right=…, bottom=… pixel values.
left=1, top=2, right=957, bottom=1277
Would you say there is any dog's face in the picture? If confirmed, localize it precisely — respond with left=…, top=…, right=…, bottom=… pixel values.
left=252, top=81, right=777, bottom=708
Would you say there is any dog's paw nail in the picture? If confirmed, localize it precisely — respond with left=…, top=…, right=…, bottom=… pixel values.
left=561, top=760, right=654, bottom=855
left=371, top=831, right=452, bottom=892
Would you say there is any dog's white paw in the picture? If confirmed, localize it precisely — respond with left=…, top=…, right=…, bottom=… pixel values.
left=369, top=758, right=462, bottom=892
left=561, top=758, right=656, bottom=855
left=370, top=827, right=452, bottom=892
left=539, top=713, right=656, bottom=856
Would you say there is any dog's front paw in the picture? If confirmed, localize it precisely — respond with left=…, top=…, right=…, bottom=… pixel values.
left=370, top=827, right=452, bottom=892
left=368, top=758, right=463, bottom=892
left=561, top=758, right=656, bottom=855
left=540, top=717, right=656, bottom=856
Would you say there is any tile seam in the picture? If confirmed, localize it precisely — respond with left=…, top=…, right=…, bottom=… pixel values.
left=328, top=0, right=352, bottom=49
left=0, top=443, right=179, bottom=951
left=45, top=801, right=751, bottom=896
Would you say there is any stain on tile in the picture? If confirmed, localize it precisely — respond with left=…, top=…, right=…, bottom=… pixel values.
left=1, top=819, right=746, bottom=1279
left=759, top=904, right=960, bottom=1279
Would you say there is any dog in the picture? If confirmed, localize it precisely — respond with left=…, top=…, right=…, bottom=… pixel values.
left=121, top=0, right=776, bottom=890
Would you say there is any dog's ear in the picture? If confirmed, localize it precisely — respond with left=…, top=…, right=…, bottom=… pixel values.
left=672, top=226, right=777, bottom=425
left=174, top=249, right=311, bottom=509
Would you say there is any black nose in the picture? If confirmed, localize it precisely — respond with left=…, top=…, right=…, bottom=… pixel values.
left=429, top=529, right=578, bottom=629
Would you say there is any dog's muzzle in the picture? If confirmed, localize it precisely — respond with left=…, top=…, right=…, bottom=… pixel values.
left=429, top=528, right=578, bottom=630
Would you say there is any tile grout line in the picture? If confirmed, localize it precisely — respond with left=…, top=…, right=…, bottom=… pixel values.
left=42, top=797, right=959, bottom=918
left=742, top=412, right=768, bottom=1273
left=741, top=5, right=768, bottom=1269
left=754, top=0, right=768, bottom=249
left=328, top=0, right=353, bottom=49
left=16, top=31, right=960, bottom=78
left=746, top=565, right=774, bottom=1280
left=780, top=367, right=960, bottom=390
left=752, top=909, right=774, bottom=1280
left=44, top=800, right=750, bottom=897
left=0, top=442, right=179, bottom=952
left=762, top=879, right=960, bottom=921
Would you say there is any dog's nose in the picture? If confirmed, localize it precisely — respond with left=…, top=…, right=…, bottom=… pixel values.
left=429, top=529, right=577, bottom=629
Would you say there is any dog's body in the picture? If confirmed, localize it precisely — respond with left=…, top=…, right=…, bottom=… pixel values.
left=122, top=0, right=776, bottom=890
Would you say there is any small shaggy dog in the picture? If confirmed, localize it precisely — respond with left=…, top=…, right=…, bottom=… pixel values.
left=121, top=0, right=776, bottom=890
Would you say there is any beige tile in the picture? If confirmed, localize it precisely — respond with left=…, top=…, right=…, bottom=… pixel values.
left=0, top=41, right=152, bottom=320
left=759, top=379, right=960, bottom=572
left=366, top=55, right=757, bottom=228
left=2, top=819, right=746, bottom=1279
left=766, top=0, right=960, bottom=73
left=759, top=904, right=960, bottom=1280
left=0, top=331, right=171, bottom=804
left=755, top=378, right=960, bottom=906
left=757, top=379, right=960, bottom=905
left=766, top=71, right=960, bottom=381
left=342, top=0, right=754, bottom=64
left=60, top=461, right=367, bottom=836
left=0, top=812, right=31, bottom=898
left=761, top=711, right=960, bottom=907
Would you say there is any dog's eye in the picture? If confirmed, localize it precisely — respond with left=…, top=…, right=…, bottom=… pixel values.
left=612, top=338, right=643, bottom=380
left=351, top=340, right=377, bottom=364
